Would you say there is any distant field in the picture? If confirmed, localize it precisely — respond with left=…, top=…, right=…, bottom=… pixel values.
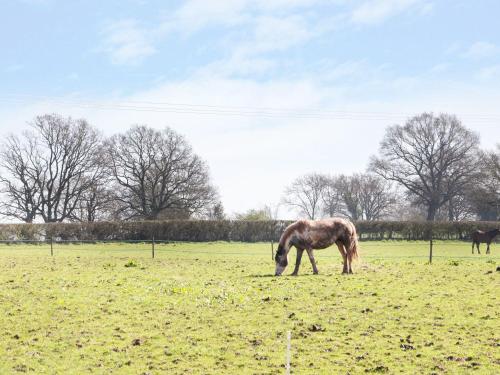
left=0, top=241, right=498, bottom=374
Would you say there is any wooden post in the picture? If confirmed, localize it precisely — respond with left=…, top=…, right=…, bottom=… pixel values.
left=428, top=225, right=433, bottom=264
left=429, top=238, right=433, bottom=264
left=50, top=237, right=53, bottom=257
left=271, top=241, right=274, bottom=261
left=152, top=236, right=155, bottom=259
left=285, top=331, right=291, bottom=375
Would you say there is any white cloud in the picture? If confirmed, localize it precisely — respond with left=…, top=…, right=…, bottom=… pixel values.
left=176, top=10, right=327, bottom=78
left=251, top=15, right=315, bottom=53
left=197, top=55, right=278, bottom=77
left=97, top=0, right=432, bottom=69
left=158, top=0, right=329, bottom=37
left=417, top=1, right=434, bottom=15
left=98, top=0, right=338, bottom=68
left=429, top=63, right=449, bottom=74
left=162, top=0, right=250, bottom=36
left=463, top=41, right=498, bottom=60
left=207, top=14, right=316, bottom=77
left=99, top=19, right=156, bottom=65
left=351, top=0, right=431, bottom=25
left=478, top=64, right=500, bottom=80
left=321, top=60, right=371, bottom=81
left=3, top=64, right=24, bottom=73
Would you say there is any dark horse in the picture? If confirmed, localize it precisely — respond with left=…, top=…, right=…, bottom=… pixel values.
left=274, top=218, right=359, bottom=276
left=471, top=228, right=499, bottom=254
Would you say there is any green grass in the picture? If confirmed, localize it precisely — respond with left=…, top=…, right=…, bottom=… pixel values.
left=0, top=241, right=498, bottom=374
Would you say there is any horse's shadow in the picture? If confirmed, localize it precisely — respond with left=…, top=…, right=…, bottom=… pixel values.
left=246, top=273, right=321, bottom=278
left=247, top=274, right=275, bottom=278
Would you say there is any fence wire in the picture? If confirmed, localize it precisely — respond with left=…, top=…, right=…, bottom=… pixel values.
left=0, top=239, right=498, bottom=262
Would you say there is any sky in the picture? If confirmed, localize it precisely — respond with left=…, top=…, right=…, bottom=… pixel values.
left=1, top=0, right=500, bottom=218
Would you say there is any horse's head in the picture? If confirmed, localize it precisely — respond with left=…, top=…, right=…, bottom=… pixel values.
left=274, top=244, right=289, bottom=276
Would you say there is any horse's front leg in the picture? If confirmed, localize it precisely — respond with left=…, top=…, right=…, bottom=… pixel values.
left=291, top=248, right=304, bottom=276
left=477, top=243, right=481, bottom=254
left=306, top=248, right=319, bottom=275
left=486, top=242, right=490, bottom=254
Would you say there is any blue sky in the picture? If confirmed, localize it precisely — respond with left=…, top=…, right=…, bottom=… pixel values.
left=1, top=0, right=500, bottom=217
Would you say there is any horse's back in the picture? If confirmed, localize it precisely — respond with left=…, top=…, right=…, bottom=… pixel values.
left=282, top=217, right=355, bottom=250
left=307, top=218, right=355, bottom=247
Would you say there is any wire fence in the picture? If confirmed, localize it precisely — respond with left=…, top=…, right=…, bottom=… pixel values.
left=0, top=238, right=498, bottom=263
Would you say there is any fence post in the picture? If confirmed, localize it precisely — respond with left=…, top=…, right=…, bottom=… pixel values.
left=285, top=331, right=291, bottom=375
left=50, top=237, right=53, bottom=257
left=152, top=235, right=155, bottom=259
left=428, top=224, right=433, bottom=264
left=271, top=240, right=274, bottom=261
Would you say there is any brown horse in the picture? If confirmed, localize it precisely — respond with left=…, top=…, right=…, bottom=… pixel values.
left=471, top=228, right=499, bottom=254
left=274, top=218, right=359, bottom=276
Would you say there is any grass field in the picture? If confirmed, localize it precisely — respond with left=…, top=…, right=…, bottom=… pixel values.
left=0, top=241, right=498, bottom=374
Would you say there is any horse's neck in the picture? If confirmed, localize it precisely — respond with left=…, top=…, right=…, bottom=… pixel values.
left=279, top=234, right=292, bottom=251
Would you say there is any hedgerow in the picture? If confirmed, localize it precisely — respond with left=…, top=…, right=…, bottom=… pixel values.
left=0, top=220, right=497, bottom=242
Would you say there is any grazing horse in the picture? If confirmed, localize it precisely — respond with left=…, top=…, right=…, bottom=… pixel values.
left=471, top=228, right=499, bottom=254
left=274, top=218, right=359, bottom=276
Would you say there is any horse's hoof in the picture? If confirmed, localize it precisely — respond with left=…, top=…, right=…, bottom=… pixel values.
left=291, top=273, right=298, bottom=276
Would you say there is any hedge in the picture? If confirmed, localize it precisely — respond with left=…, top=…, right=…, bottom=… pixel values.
left=0, top=220, right=497, bottom=242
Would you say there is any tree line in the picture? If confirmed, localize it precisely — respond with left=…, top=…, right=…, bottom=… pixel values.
left=0, top=114, right=222, bottom=223
left=280, top=113, right=499, bottom=222
left=1, top=112, right=498, bottom=224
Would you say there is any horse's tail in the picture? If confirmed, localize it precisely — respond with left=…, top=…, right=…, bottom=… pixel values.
left=348, top=221, right=359, bottom=260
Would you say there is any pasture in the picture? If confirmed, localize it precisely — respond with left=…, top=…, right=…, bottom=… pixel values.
left=0, top=241, right=498, bottom=374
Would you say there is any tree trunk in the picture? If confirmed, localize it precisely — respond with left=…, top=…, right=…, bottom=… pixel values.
left=426, top=204, right=437, bottom=221
left=448, top=197, right=454, bottom=221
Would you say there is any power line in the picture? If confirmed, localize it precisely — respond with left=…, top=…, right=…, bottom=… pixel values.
left=0, top=95, right=411, bottom=119
left=1, top=93, right=499, bottom=123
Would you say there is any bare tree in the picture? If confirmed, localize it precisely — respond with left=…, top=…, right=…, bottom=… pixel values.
left=205, top=201, right=226, bottom=220
left=334, top=174, right=363, bottom=220
left=107, top=125, right=217, bottom=220
left=0, top=114, right=104, bottom=222
left=70, top=179, right=116, bottom=222
left=489, top=144, right=500, bottom=180
left=466, top=146, right=500, bottom=220
left=370, top=113, right=480, bottom=221
left=282, top=173, right=328, bottom=219
left=0, top=135, right=41, bottom=222
left=358, top=174, right=396, bottom=220
left=322, top=176, right=343, bottom=218
left=439, top=193, right=476, bottom=221
left=321, top=173, right=395, bottom=220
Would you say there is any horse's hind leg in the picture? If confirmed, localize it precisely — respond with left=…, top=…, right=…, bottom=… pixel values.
left=477, top=243, right=481, bottom=254
left=305, top=248, right=319, bottom=275
left=336, top=242, right=348, bottom=274
left=346, top=251, right=353, bottom=274
left=291, top=248, right=304, bottom=276
left=486, top=242, right=490, bottom=254
left=472, top=242, right=475, bottom=254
